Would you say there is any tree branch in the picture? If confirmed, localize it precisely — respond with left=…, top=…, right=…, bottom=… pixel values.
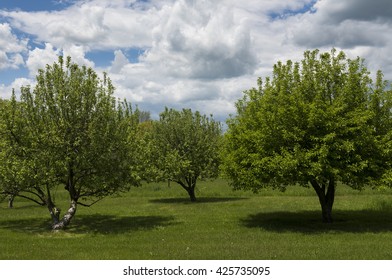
left=175, top=180, right=189, bottom=191
left=14, top=193, right=46, bottom=206
left=77, top=197, right=104, bottom=207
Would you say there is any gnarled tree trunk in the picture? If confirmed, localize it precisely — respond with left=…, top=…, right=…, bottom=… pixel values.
left=310, top=177, right=335, bottom=223
left=52, top=200, right=77, bottom=230
left=51, top=169, right=78, bottom=230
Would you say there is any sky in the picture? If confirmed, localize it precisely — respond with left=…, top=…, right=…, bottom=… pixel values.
left=0, top=0, right=392, bottom=121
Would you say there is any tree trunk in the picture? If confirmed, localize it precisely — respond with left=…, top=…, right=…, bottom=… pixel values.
left=310, top=177, right=335, bottom=223
left=45, top=186, right=61, bottom=225
left=52, top=199, right=77, bottom=230
left=47, top=202, right=60, bottom=225
left=187, top=187, right=197, bottom=202
left=176, top=179, right=197, bottom=202
left=8, top=195, right=14, bottom=208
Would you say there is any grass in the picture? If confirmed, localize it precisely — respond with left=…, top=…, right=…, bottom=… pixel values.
left=1, top=179, right=392, bottom=259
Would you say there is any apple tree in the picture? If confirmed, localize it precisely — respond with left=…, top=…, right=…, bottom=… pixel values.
left=0, top=57, right=142, bottom=230
left=148, top=108, right=222, bottom=201
left=222, top=49, right=389, bottom=223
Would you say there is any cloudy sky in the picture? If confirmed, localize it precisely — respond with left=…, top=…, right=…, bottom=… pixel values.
left=0, top=0, right=391, bottom=121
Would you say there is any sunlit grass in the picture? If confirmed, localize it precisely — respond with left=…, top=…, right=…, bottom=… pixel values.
left=1, top=179, right=392, bottom=259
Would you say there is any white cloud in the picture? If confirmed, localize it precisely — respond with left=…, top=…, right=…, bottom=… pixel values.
left=0, top=23, right=26, bottom=53
left=1, top=1, right=158, bottom=50
left=2, top=0, right=392, bottom=120
left=110, top=50, right=129, bottom=73
left=25, top=43, right=94, bottom=77
left=2, top=6, right=107, bottom=48
left=0, top=77, right=35, bottom=99
left=0, top=23, right=27, bottom=69
left=26, top=43, right=60, bottom=77
left=144, top=0, right=258, bottom=80
left=62, top=45, right=94, bottom=68
left=284, top=0, right=392, bottom=80
left=0, top=83, right=9, bottom=99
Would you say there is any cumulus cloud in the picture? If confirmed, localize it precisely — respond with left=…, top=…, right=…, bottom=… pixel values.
left=26, top=43, right=60, bottom=76
left=314, top=0, right=392, bottom=24
left=110, top=50, right=129, bottom=73
left=144, top=0, right=258, bottom=79
left=288, top=0, right=392, bottom=49
left=2, top=6, right=107, bottom=48
left=275, top=0, right=392, bottom=83
left=62, top=44, right=94, bottom=68
left=2, top=0, right=392, bottom=120
left=25, top=43, right=94, bottom=77
left=0, top=77, right=35, bottom=99
left=289, top=17, right=390, bottom=49
left=0, top=23, right=27, bottom=69
left=1, top=1, right=157, bottom=50
left=94, top=0, right=264, bottom=120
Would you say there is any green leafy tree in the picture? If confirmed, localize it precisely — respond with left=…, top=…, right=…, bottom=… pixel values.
left=222, top=49, right=388, bottom=223
left=149, top=108, right=222, bottom=201
left=369, top=70, right=392, bottom=186
left=0, top=96, right=32, bottom=209
left=0, top=99, right=12, bottom=207
left=0, top=57, right=141, bottom=230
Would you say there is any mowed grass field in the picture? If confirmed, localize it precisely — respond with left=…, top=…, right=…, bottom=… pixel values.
left=1, top=179, right=392, bottom=259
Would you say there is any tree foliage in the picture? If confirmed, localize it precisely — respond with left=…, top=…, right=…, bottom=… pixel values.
left=0, top=57, right=142, bottom=229
left=222, top=49, right=391, bottom=222
left=148, top=108, right=222, bottom=201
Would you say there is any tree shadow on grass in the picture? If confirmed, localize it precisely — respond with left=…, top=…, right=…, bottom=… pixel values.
left=0, top=214, right=177, bottom=235
left=0, top=217, right=52, bottom=234
left=241, top=209, right=392, bottom=234
left=69, top=214, right=177, bottom=234
left=150, top=197, right=249, bottom=204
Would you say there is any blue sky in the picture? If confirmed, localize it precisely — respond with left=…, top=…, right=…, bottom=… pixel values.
left=0, top=0, right=73, bottom=12
left=1, top=0, right=391, bottom=120
left=268, top=0, right=317, bottom=20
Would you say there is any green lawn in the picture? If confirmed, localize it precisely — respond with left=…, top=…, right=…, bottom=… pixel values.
left=1, top=179, right=392, bottom=259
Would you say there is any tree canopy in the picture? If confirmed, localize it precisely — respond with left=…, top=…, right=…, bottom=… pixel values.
left=0, top=57, right=142, bottom=229
left=222, top=49, right=391, bottom=222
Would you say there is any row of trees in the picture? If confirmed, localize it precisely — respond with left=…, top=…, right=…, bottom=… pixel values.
left=1, top=48, right=392, bottom=229
left=0, top=57, right=222, bottom=230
